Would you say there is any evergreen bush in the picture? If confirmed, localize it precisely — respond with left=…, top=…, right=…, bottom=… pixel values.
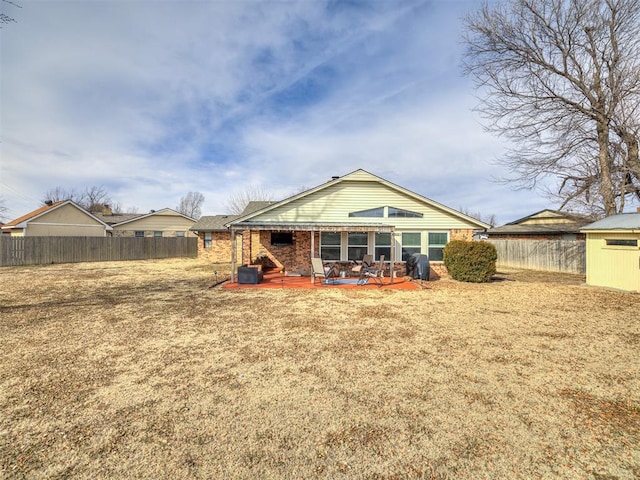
left=443, top=240, right=497, bottom=283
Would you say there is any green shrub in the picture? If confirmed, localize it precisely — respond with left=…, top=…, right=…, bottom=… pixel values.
left=443, top=240, right=497, bottom=283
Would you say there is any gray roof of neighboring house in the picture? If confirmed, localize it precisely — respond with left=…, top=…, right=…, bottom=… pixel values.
left=487, top=223, right=587, bottom=235
left=190, top=215, right=239, bottom=232
left=487, top=209, right=594, bottom=236
left=581, top=213, right=640, bottom=231
left=94, top=213, right=142, bottom=225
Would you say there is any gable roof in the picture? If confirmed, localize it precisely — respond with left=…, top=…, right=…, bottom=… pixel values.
left=581, top=212, right=640, bottom=231
left=488, top=209, right=594, bottom=236
left=94, top=212, right=143, bottom=225
left=109, top=208, right=195, bottom=227
left=190, top=214, right=240, bottom=232
left=228, top=169, right=490, bottom=229
left=1, top=200, right=112, bottom=230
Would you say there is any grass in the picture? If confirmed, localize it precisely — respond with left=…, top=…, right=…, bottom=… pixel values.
left=0, top=258, right=638, bottom=479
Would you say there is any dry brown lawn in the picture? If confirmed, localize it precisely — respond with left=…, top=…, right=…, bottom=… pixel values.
left=0, top=259, right=638, bottom=479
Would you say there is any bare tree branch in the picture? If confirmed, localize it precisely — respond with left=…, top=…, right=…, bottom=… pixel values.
left=463, top=0, right=640, bottom=216
left=225, top=186, right=274, bottom=215
left=176, top=191, right=205, bottom=219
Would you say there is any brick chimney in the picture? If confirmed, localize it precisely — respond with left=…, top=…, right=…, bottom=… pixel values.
left=102, top=204, right=112, bottom=215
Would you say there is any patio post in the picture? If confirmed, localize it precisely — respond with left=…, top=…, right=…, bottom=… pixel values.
left=310, top=228, right=315, bottom=284
left=230, top=227, right=237, bottom=283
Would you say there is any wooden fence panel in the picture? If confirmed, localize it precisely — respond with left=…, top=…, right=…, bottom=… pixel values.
left=488, top=239, right=585, bottom=275
left=0, top=237, right=197, bottom=267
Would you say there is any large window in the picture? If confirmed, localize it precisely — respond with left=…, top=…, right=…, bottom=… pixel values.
left=401, top=232, right=421, bottom=261
left=320, top=232, right=341, bottom=260
left=388, top=207, right=423, bottom=218
left=428, top=232, right=448, bottom=261
left=348, top=232, right=368, bottom=261
left=348, top=207, right=384, bottom=218
left=375, top=233, right=391, bottom=261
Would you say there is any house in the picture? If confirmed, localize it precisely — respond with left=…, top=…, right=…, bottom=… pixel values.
left=581, top=211, right=640, bottom=293
left=190, top=202, right=273, bottom=263
left=487, top=209, right=594, bottom=240
left=485, top=209, right=593, bottom=274
left=1, top=200, right=112, bottom=237
left=96, top=208, right=197, bottom=238
left=219, top=169, right=490, bottom=281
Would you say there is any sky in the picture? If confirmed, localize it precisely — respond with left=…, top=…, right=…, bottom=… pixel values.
left=1, top=0, right=554, bottom=225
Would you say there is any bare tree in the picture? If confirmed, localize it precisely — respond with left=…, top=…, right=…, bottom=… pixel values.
left=42, top=185, right=112, bottom=212
left=42, top=186, right=81, bottom=204
left=463, top=0, right=640, bottom=217
left=176, top=191, right=205, bottom=219
left=225, top=185, right=274, bottom=215
left=459, top=206, right=497, bottom=227
left=80, top=185, right=112, bottom=213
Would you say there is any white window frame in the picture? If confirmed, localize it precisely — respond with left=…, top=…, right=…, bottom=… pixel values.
left=427, top=231, right=449, bottom=262
left=320, top=232, right=341, bottom=260
left=400, top=232, right=422, bottom=261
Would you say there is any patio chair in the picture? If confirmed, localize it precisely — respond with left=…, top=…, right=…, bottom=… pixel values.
left=351, top=254, right=373, bottom=276
left=357, top=255, right=385, bottom=286
left=311, top=257, right=338, bottom=285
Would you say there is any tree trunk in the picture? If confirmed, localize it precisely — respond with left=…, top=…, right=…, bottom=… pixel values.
left=596, top=120, right=618, bottom=216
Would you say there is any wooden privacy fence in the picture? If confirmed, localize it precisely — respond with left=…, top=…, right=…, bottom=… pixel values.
left=0, top=236, right=197, bottom=267
left=488, top=239, right=586, bottom=275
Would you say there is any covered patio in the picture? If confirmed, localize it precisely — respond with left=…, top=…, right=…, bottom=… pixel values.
left=223, top=267, right=419, bottom=290
left=229, top=222, right=399, bottom=284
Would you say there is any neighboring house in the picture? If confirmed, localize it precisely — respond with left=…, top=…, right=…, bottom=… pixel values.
left=581, top=211, right=640, bottom=293
left=97, top=208, right=197, bottom=238
left=190, top=202, right=273, bottom=263
left=487, top=209, right=594, bottom=240
left=1, top=200, right=112, bottom=237
left=217, top=169, right=489, bottom=279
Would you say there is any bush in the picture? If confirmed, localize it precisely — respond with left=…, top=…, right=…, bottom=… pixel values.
left=443, top=240, right=497, bottom=283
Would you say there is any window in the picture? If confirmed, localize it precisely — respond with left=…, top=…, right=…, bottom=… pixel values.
left=349, top=207, right=384, bottom=218
left=320, top=232, right=341, bottom=260
left=348, top=232, right=368, bottom=261
left=606, top=239, right=638, bottom=247
left=375, top=233, right=391, bottom=261
left=176, top=231, right=185, bottom=238
left=154, top=231, right=163, bottom=238
left=204, top=232, right=212, bottom=249
left=401, top=232, right=421, bottom=261
left=428, top=232, right=448, bottom=262
left=134, top=231, right=144, bottom=238
left=271, top=232, right=293, bottom=246
left=388, top=207, right=423, bottom=218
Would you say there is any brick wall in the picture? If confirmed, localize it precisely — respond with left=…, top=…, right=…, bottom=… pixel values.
left=197, top=231, right=238, bottom=263
left=449, top=228, right=474, bottom=241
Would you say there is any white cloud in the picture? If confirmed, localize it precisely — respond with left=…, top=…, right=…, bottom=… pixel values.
left=1, top=0, right=550, bottom=223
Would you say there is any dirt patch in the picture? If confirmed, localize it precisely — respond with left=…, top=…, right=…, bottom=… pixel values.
left=0, top=259, right=637, bottom=479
